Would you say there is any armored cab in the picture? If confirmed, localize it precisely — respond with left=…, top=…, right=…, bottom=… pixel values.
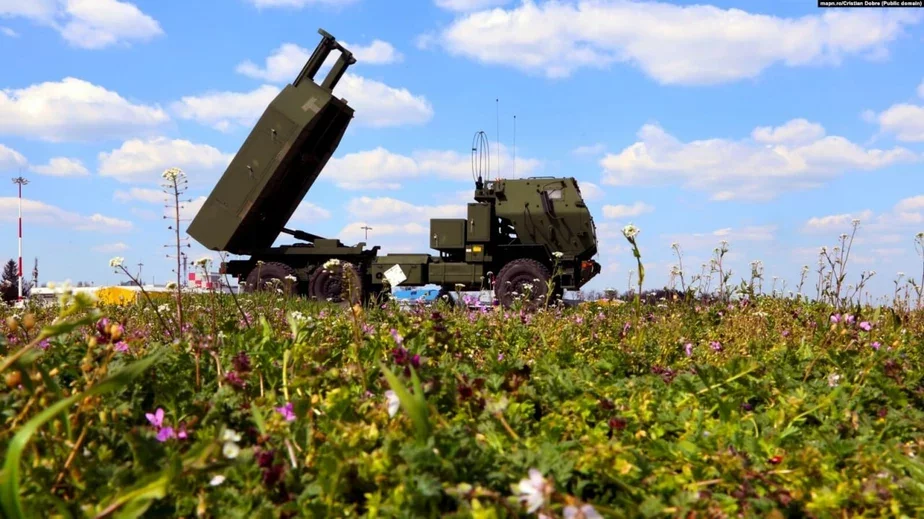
left=187, top=29, right=356, bottom=255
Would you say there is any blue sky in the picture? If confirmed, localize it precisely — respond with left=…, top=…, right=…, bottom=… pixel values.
left=0, top=0, right=922, bottom=302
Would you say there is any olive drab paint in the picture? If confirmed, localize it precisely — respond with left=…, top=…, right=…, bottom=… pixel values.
left=186, top=29, right=356, bottom=255
left=185, top=29, right=603, bottom=306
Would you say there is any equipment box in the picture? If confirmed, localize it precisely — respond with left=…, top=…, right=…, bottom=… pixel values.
left=371, top=254, right=430, bottom=286
left=429, top=219, right=466, bottom=250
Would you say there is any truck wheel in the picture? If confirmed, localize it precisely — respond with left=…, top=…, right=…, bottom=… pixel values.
left=495, top=258, right=552, bottom=309
left=244, top=262, right=297, bottom=294
left=308, top=262, right=362, bottom=305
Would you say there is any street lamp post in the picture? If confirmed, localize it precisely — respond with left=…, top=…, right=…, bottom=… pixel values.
left=12, top=176, right=28, bottom=301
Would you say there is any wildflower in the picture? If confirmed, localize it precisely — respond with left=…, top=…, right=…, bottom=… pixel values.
left=194, top=256, right=211, bottom=268
left=146, top=408, right=165, bottom=428
left=323, top=258, right=341, bottom=271
left=871, top=341, right=881, bottom=350
left=114, top=341, right=129, bottom=353
left=830, top=314, right=841, bottom=324
left=622, top=224, right=640, bottom=240
left=517, top=469, right=553, bottom=513
left=828, top=373, right=841, bottom=387
left=209, top=475, right=226, bottom=486
left=710, top=341, right=722, bottom=351
left=109, top=257, right=124, bottom=268
left=284, top=274, right=297, bottom=283
left=162, top=167, right=185, bottom=181
left=156, top=427, right=177, bottom=442
left=390, top=328, right=404, bottom=346
left=165, top=281, right=177, bottom=290
left=553, top=251, right=564, bottom=258
left=385, top=390, right=400, bottom=417
left=222, top=429, right=242, bottom=459
left=859, top=321, right=872, bottom=331
left=275, top=402, right=296, bottom=422
left=684, top=343, right=693, bottom=357
left=564, top=504, right=603, bottom=519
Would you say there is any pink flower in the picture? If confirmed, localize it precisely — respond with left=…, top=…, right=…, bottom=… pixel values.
left=276, top=402, right=296, bottom=422
left=156, top=427, right=176, bottom=442
left=859, top=321, right=872, bottom=331
left=145, top=408, right=165, bottom=428
left=871, top=341, right=881, bottom=350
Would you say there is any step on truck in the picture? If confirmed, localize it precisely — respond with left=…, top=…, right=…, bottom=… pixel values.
left=186, top=29, right=602, bottom=308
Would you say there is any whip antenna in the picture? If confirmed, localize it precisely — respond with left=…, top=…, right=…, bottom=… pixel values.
left=495, top=98, right=500, bottom=180
left=471, top=130, right=490, bottom=186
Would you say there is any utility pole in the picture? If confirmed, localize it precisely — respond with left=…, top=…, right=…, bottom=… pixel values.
left=137, top=262, right=143, bottom=284
left=361, top=225, right=372, bottom=240
left=12, top=176, right=28, bottom=301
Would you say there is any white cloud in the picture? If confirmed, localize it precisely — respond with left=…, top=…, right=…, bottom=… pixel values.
left=600, top=120, right=919, bottom=200
left=0, top=77, right=169, bottom=142
left=236, top=40, right=402, bottom=80
left=874, top=103, right=924, bottom=142
left=1, top=26, right=18, bottom=37
left=171, top=85, right=280, bottom=132
left=326, top=144, right=541, bottom=189
left=0, top=197, right=132, bottom=232
left=288, top=202, right=331, bottom=223
left=114, top=187, right=166, bottom=204
left=176, top=196, right=206, bottom=222
left=802, top=195, right=924, bottom=235
left=603, top=201, right=653, bottom=219
left=337, top=221, right=427, bottom=244
left=346, top=196, right=466, bottom=222
left=29, top=157, right=89, bottom=177
left=434, top=1, right=922, bottom=83
left=917, top=79, right=924, bottom=99
left=246, top=0, right=358, bottom=8
left=98, top=137, right=233, bottom=184
left=434, top=0, right=511, bottom=12
left=0, top=0, right=162, bottom=49
left=577, top=180, right=603, bottom=200
left=0, top=143, right=27, bottom=170
left=344, top=39, right=403, bottom=64
left=751, top=118, right=825, bottom=145
left=235, top=42, right=431, bottom=128
left=93, top=242, right=129, bottom=253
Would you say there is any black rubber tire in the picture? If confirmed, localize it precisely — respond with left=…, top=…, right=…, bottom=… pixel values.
left=308, top=261, right=362, bottom=305
left=243, top=262, right=297, bottom=294
left=494, top=258, right=552, bottom=309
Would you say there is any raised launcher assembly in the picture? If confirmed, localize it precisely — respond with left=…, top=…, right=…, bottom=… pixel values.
left=187, top=29, right=602, bottom=308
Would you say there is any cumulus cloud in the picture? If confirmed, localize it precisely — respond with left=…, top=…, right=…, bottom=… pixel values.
left=600, top=120, right=918, bottom=200
left=874, top=103, right=924, bottom=142
left=1, top=26, right=18, bottom=37
left=573, top=143, right=606, bottom=157
left=346, top=196, right=466, bottom=222
left=0, top=77, right=169, bottom=142
left=577, top=180, right=603, bottom=200
left=434, top=0, right=511, bottom=11
left=171, top=85, right=280, bottom=132
left=337, top=221, right=428, bottom=244
left=113, top=187, right=166, bottom=204
left=0, top=143, right=27, bottom=170
left=603, top=201, right=653, bottom=219
left=802, top=195, right=924, bottom=234
left=234, top=42, right=431, bottom=128
left=433, top=1, right=921, bottom=83
left=0, top=0, right=163, bottom=49
left=325, top=144, right=541, bottom=189
left=97, top=137, right=233, bottom=185
left=287, top=202, right=332, bottom=224
left=246, top=0, right=358, bottom=8
left=0, top=197, right=132, bottom=232
left=29, top=157, right=89, bottom=177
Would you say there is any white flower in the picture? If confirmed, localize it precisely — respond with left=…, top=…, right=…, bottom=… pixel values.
left=165, top=281, right=177, bottom=290
left=621, top=224, right=639, bottom=240
left=162, top=167, right=185, bottom=181
left=222, top=429, right=242, bottom=442
left=222, top=442, right=240, bottom=459
left=194, top=257, right=211, bottom=268
left=828, top=373, right=841, bottom=387
left=385, top=390, right=400, bottom=417
left=517, top=469, right=552, bottom=513
left=323, top=258, right=341, bottom=271
left=109, top=257, right=124, bottom=268
left=552, top=251, right=564, bottom=258
left=209, top=475, right=226, bottom=486
left=158, top=304, right=170, bottom=313
left=284, top=274, right=297, bottom=283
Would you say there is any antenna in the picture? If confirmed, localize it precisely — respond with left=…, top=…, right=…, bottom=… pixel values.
left=471, top=130, right=490, bottom=186
left=513, top=114, right=517, bottom=179
left=495, top=99, right=500, bottom=180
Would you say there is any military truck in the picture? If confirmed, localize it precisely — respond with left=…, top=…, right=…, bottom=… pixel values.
left=186, top=29, right=602, bottom=308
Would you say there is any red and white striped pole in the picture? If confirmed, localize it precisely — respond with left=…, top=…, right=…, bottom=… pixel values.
left=12, top=176, right=28, bottom=301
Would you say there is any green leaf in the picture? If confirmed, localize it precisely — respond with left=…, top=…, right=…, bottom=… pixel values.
left=0, top=351, right=162, bottom=519
left=380, top=363, right=431, bottom=442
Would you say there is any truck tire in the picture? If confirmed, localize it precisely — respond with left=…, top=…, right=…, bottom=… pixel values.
left=495, top=258, right=553, bottom=309
left=244, top=262, right=297, bottom=294
left=308, top=261, right=362, bottom=305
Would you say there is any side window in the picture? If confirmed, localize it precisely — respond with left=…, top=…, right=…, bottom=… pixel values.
left=545, top=188, right=563, bottom=200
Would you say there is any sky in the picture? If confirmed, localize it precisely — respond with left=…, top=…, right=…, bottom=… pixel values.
left=0, top=0, right=922, bottom=303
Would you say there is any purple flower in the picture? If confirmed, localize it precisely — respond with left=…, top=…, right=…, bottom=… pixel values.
left=859, top=321, right=872, bottom=331
left=38, top=339, right=50, bottom=350
left=871, top=341, right=881, bottom=350
left=390, top=328, right=404, bottom=346
left=275, top=402, right=295, bottom=422
left=684, top=343, right=693, bottom=357
left=782, top=330, right=790, bottom=338
left=156, top=427, right=176, bottom=442
left=114, top=341, right=129, bottom=352
left=497, top=353, right=505, bottom=361
left=845, top=314, right=855, bottom=324
left=146, top=408, right=165, bottom=428
left=830, top=314, right=841, bottom=324
left=710, top=341, right=722, bottom=351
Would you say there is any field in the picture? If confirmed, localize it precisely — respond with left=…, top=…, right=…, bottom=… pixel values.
left=2, top=253, right=924, bottom=518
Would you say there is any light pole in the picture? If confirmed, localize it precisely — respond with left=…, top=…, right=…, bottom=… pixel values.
left=361, top=225, right=372, bottom=240
left=12, top=176, right=28, bottom=301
